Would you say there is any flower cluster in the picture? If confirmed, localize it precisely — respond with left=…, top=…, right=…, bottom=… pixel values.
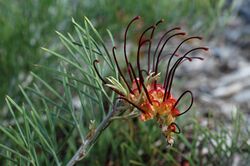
left=94, top=16, right=208, bottom=145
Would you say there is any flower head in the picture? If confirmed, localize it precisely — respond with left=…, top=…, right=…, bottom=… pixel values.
left=94, top=16, right=208, bottom=145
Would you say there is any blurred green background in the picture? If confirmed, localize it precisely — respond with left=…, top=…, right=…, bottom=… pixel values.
left=2, top=0, right=250, bottom=165
left=0, top=0, right=228, bottom=109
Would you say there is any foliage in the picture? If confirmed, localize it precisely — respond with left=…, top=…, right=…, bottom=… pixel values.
left=0, top=17, right=118, bottom=165
left=1, top=16, right=250, bottom=165
left=0, top=0, right=76, bottom=107
left=0, top=0, right=245, bottom=165
left=82, top=111, right=250, bottom=166
left=0, top=0, right=231, bottom=108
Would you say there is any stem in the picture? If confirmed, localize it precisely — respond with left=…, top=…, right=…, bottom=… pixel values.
left=110, top=110, right=140, bottom=121
left=66, top=101, right=119, bottom=166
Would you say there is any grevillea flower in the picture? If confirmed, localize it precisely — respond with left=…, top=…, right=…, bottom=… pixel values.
left=94, top=16, right=208, bottom=145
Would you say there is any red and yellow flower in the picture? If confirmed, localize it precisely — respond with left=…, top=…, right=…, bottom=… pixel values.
left=94, top=16, right=208, bottom=145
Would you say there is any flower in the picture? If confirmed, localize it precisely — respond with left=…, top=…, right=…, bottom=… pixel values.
left=94, top=16, right=208, bottom=145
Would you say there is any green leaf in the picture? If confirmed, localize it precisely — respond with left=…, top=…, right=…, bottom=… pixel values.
left=0, top=144, right=31, bottom=163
